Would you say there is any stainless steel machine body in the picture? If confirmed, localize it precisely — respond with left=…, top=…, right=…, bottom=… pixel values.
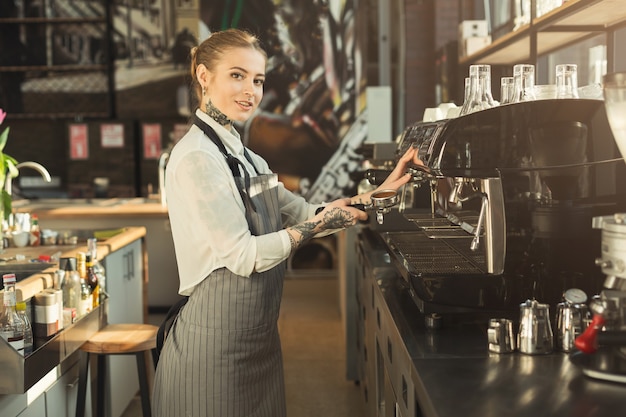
left=379, top=99, right=626, bottom=315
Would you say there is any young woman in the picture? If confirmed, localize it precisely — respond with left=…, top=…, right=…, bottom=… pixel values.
left=152, top=28, right=418, bottom=417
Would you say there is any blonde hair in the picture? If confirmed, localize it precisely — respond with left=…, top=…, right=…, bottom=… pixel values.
left=190, top=28, right=266, bottom=105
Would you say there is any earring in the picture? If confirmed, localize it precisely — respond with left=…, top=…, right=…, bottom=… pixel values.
left=202, top=87, right=206, bottom=96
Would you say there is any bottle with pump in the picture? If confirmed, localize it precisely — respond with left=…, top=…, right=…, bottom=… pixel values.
left=15, top=301, right=33, bottom=356
left=0, top=274, right=25, bottom=355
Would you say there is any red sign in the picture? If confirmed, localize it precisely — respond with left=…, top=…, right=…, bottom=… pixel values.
left=142, top=123, right=162, bottom=159
left=69, top=124, right=88, bottom=160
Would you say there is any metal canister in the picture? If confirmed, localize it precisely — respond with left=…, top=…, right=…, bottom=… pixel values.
left=488, top=318, right=516, bottom=353
left=518, top=299, right=553, bottom=355
left=556, top=288, right=589, bottom=352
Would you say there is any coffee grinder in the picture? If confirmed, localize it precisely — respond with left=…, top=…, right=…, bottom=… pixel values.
left=572, top=72, right=626, bottom=383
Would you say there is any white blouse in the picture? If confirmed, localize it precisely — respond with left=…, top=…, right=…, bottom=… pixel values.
left=166, top=110, right=319, bottom=296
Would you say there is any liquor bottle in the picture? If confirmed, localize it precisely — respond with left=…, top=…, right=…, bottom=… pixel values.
left=74, top=252, right=91, bottom=317
left=78, top=278, right=92, bottom=317
left=15, top=301, right=33, bottom=356
left=30, top=214, right=41, bottom=246
left=76, top=252, right=87, bottom=281
left=60, top=257, right=81, bottom=315
left=87, top=238, right=107, bottom=301
left=86, top=254, right=100, bottom=308
left=0, top=274, right=25, bottom=356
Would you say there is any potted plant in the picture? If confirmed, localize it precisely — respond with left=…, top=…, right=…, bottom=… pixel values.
left=0, top=109, right=20, bottom=222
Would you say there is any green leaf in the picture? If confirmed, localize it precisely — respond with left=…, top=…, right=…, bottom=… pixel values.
left=6, top=158, right=18, bottom=179
left=1, top=189, right=11, bottom=221
left=0, top=127, right=8, bottom=152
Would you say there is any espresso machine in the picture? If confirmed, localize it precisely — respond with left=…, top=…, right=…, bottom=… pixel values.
left=377, top=98, right=626, bottom=319
left=569, top=72, right=626, bottom=383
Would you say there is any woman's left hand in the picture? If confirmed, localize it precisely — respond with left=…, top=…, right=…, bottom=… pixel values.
left=377, top=145, right=421, bottom=191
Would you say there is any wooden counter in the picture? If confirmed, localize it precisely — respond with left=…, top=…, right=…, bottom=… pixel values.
left=5, top=226, right=147, bottom=303
left=14, top=198, right=168, bottom=219
left=14, top=199, right=182, bottom=308
left=0, top=226, right=147, bottom=396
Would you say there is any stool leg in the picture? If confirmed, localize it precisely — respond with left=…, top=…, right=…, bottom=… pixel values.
left=96, top=354, right=107, bottom=417
left=76, top=351, right=90, bottom=417
left=136, top=352, right=152, bottom=417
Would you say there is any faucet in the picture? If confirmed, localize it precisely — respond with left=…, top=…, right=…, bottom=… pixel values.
left=4, top=161, right=52, bottom=197
left=158, top=151, right=170, bottom=207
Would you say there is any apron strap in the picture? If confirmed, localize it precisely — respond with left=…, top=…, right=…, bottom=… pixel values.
left=193, top=114, right=257, bottom=212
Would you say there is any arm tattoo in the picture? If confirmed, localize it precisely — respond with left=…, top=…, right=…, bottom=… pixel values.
left=323, top=207, right=355, bottom=229
left=290, top=221, right=320, bottom=248
left=288, top=233, right=298, bottom=250
left=289, top=207, right=355, bottom=250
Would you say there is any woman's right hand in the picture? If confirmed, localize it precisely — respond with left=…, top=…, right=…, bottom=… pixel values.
left=286, top=198, right=367, bottom=250
left=315, top=198, right=368, bottom=229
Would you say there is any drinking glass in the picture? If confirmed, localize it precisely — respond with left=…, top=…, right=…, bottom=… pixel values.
left=512, top=64, right=536, bottom=102
left=556, top=64, right=579, bottom=99
left=500, top=77, right=515, bottom=104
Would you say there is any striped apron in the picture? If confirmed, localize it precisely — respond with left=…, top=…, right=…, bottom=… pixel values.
left=152, top=120, right=287, bottom=417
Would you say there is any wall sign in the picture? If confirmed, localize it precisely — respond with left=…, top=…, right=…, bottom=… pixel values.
left=142, top=123, right=162, bottom=159
left=69, top=123, right=89, bottom=160
left=100, top=123, right=125, bottom=148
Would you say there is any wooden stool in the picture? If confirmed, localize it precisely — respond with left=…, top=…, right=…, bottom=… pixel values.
left=76, top=323, right=159, bottom=417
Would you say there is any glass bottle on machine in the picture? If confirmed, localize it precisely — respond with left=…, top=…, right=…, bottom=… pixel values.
left=0, top=274, right=25, bottom=356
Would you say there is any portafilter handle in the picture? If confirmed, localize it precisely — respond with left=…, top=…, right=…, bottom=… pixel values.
left=574, top=314, right=605, bottom=354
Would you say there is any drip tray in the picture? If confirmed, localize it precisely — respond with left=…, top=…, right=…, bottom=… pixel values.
left=403, top=211, right=479, bottom=230
left=381, top=231, right=486, bottom=275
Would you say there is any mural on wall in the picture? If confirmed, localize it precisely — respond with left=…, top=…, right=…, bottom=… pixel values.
left=199, top=0, right=368, bottom=203
left=0, top=0, right=369, bottom=201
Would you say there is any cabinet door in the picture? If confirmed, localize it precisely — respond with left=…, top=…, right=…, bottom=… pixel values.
left=104, top=239, right=143, bottom=324
left=15, top=394, right=44, bottom=417
left=45, top=360, right=92, bottom=417
left=102, top=238, right=144, bottom=417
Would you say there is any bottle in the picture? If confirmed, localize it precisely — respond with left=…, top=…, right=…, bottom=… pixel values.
left=0, top=274, right=25, bottom=356
left=79, top=278, right=92, bottom=317
left=60, top=257, right=81, bottom=318
left=459, top=64, right=497, bottom=115
left=29, top=214, right=41, bottom=246
left=15, top=301, right=33, bottom=356
left=86, top=254, right=100, bottom=308
left=87, top=238, right=107, bottom=302
left=76, top=252, right=87, bottom=281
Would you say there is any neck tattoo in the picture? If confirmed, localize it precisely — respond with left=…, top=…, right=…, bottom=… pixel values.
left=205, top=100, right=232, bottom=126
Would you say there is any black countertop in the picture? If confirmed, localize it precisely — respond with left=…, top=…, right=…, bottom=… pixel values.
left=360, top=227, right=626, bottom=417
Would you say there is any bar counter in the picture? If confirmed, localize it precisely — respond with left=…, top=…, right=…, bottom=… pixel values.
left=357, top=228, right=626, bottom=417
